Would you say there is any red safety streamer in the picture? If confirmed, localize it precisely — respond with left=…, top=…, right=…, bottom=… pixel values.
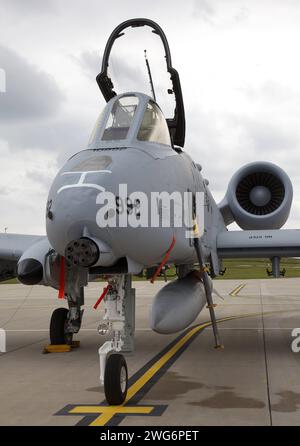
left=93, top=285, right=111, bottom=310
left=58, top=256, right=65, bottom=299
left=150, top=236, right=176, bottom=284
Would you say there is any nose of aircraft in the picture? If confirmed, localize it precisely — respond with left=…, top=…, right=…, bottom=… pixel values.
left=45, top=146, right=171, bottom=269
left=46, top=182, right=112, bottom=260
left=46, top=151, right=116, bottom=258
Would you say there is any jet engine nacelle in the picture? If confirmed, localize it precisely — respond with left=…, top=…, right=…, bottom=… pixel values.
left=150, top=272, right=207, bottom=334
left=219, top=161, right=293, bottom=230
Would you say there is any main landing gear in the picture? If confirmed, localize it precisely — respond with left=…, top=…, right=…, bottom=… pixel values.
left=46, top=253, right=87, bottom=348
left=49, top=281, right=85, bottom=346
left=50, top=307, right=73, bottom=345
left=98, top=275, right=135, bottom=405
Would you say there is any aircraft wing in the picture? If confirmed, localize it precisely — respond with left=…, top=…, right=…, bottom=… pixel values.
left=0, top=233, right=45, bottom=282
left=217, top=229, right=300, bottom=258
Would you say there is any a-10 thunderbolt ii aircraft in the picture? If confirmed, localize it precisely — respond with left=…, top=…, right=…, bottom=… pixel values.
left=1, top=18, right=300, bottom=405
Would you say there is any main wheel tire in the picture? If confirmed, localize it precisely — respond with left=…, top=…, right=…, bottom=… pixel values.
left=104, top=354, right=128, bottom=405
left=50, top=308, right=72, bottom=345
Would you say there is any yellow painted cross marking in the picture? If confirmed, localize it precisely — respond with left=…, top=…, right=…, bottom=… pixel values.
left=70, top=405, right=155, bottom=427
left=65, top=312, right=262, bottom=426
left=229, top=283, right=246, bottom=297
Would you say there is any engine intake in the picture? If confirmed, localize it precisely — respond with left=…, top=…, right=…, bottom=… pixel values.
left=219, top=162, right=293, bottom=230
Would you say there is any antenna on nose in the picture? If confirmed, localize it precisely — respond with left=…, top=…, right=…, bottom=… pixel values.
left=144, top=49, right=156, bottom=102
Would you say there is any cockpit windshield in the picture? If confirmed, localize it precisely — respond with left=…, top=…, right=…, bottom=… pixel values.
left=137, top=101, right=171, bottom=146
left=102, top=95, right=139, bottom=141
left=88, top=94, right=172, bottom=148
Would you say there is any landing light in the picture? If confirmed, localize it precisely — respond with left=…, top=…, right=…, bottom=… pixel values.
left=97, top=322, right=111, bottom=336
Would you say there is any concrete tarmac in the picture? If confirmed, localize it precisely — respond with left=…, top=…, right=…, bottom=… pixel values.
left=0, top=278, right=300, bottom=426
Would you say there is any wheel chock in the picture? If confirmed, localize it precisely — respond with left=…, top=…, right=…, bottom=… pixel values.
left=42, top=340, right=80, bottom=354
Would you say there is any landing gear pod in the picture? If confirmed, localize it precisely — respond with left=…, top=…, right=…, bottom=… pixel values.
left=17, top=238, right=51, bottom=286
left=150, top=272, right=208, bottom=334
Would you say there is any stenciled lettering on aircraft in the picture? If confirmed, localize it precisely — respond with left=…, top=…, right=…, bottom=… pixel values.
left=249, top=235, right=273, bottom=240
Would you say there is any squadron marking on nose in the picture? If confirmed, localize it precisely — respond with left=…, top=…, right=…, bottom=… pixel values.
left=57, top=170, right=111, bottom=194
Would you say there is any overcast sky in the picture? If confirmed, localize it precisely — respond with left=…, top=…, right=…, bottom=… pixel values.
left=1, top=0, right=300, bottom=234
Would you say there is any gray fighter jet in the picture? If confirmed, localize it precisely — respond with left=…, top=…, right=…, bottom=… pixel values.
left=1, top=19, right=300, bottom=405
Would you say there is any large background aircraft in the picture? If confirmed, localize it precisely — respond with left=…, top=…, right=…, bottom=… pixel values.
left=1, top=18, right=300, bottom=405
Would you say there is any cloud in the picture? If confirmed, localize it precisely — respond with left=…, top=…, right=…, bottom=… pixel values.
left=0, top=0, right=57, bottom=15
left=74, top=50, right=101, bottom=80
left=0, top=45, right=88, bottom=165
left=240, top=80, right=300, bottom=107
left=74, top=49, right=150, bottom=94
left=0, top=45, right=64, bottom=121
left=0, top=114, right=91, bottom=159
left=0, top=140, right=57, bottom=234
left=240, top=118, right=299, bottom=154
left=0, top=0, right=300, bottom=235
left=185, top=98, right=300, bottom=205
left=72, top=47, right=177, bottom=115
left=193, top=0, right=215, bottom=21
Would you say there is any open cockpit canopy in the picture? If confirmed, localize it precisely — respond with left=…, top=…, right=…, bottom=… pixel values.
left=96, top=18, right=185, bottom=148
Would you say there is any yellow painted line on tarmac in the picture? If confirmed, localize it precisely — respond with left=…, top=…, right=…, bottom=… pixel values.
left=229, top=283, right=246, bottom=297
left=68, top=311, right=263, bottom=426
left=125, top=312, right=263, bottom=405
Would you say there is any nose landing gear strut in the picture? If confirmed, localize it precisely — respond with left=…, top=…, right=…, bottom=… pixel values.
left=97, top=275, right=135, bottom=405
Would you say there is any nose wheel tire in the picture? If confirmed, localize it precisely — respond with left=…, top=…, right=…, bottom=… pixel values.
left=104, top=353, right=128, bottom=405
left=50, top=307, right=73, bottom=345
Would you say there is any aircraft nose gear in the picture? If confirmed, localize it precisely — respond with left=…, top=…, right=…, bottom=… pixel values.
left=97, top=275, right=135, bottom=405
left=104, top=353, right=128, bottom=405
